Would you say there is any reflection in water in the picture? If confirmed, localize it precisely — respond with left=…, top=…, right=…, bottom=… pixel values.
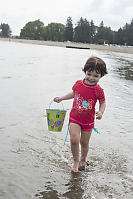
left=116, top=58, right=133, bottom=81
left=35, top=186, right=59, bottom=199
left=63, top=174, right=84, bottom=199
left=35, top=173, right=84, bottom=199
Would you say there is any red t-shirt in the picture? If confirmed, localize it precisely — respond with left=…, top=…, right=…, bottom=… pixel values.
left=70, top=79, right=105, bottom=126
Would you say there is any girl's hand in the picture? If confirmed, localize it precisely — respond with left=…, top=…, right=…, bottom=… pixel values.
left=53, top=97, right=62, bottom=103
left=96, top=111, right=103, bottom=120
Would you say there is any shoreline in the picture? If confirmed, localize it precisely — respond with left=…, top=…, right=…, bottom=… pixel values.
left=0, top=37, right=133, bottom=54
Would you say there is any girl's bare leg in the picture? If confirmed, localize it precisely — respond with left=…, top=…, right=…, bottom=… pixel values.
left=80, top=130, right=92, bottom=167
left=70, top=123, right=81, bottom=172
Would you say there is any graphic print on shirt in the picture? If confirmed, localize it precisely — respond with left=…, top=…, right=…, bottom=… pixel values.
left=74, top=93, right=94, bottom=113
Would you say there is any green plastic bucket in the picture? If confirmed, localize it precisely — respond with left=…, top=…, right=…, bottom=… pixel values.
left=46, top=101, right=67, bottom=132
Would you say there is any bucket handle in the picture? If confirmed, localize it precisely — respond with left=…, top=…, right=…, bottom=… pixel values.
left=49, top=100, right=64, bottom=110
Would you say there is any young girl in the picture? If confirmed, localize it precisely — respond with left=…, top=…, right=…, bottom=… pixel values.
left=54, top=56, right=107, bottom=172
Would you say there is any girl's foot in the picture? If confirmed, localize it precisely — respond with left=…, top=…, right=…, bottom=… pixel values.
left=71, top=161, right=79, bottom=173
left=78, top=161, right=86, bottom=171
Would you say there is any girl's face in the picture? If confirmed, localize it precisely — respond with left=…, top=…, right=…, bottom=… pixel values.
left=85, top=70, right=101, bottom=85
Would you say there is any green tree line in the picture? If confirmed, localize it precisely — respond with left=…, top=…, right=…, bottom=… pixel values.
left=0, top=17, right=133, bottom=45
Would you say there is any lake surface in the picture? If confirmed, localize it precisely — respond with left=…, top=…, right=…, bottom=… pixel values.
left=0, top=40, right=133, bottom=199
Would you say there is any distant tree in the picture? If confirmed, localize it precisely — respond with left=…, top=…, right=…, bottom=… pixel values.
left=112, top=18, right=133, bottom=45
left=100, top=21, right=104, bottom=28
left=45, top=23, right=65, bottom=41
left=64, top=16, right=73, bottom=41
left=20, top=19, right=44, bottom=40
left=123, top=20, right=133, bottom=45
left=128, top=19, right=133, bottom=45
left=95, top=21, right=114, bottom=44
left=115, top=28, right=124, bottom=45
left=90, top=20, right=96, bottom=43
left=74, top=17, right=91, bottom=43
left=0, top=23, right=11, bottom=37
left=95, top=21, right=105, bottom=44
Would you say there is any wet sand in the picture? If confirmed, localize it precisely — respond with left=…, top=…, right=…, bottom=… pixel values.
left=0, top=37, right=133, bottom=54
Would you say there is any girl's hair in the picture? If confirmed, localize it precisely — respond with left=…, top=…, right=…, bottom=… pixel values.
left=82, top=56, right=108, bottom=77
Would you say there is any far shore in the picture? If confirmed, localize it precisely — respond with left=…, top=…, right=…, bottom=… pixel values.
left=0, top=37, right=133, bottom=54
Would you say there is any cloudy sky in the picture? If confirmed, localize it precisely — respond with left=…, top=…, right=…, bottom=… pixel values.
left=0, top=0, right=133, bottom=35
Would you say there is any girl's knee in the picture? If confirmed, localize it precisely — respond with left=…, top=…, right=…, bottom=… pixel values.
left=71, top=135, right=80, bottom=144
left=80, top=139, right=89, bottom=148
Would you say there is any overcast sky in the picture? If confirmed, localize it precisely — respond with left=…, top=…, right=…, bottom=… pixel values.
left=0, top=0, right=133, bottom=35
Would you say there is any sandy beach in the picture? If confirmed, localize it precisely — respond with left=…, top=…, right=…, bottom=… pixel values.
left=0, top=37, right=133, bottom=54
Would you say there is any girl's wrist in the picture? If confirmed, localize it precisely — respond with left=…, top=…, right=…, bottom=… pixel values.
left=99, top=111, right=103, bottom=115
left=57, top=97, right=62, bottom=102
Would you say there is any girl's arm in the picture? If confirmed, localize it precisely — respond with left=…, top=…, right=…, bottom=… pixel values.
left=54, top=91, right=74, bottom=103
left=96, top=101, right=106, bottom=120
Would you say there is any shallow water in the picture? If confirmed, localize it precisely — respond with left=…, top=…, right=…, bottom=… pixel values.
left=0, top=41, right=133, bottom=199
